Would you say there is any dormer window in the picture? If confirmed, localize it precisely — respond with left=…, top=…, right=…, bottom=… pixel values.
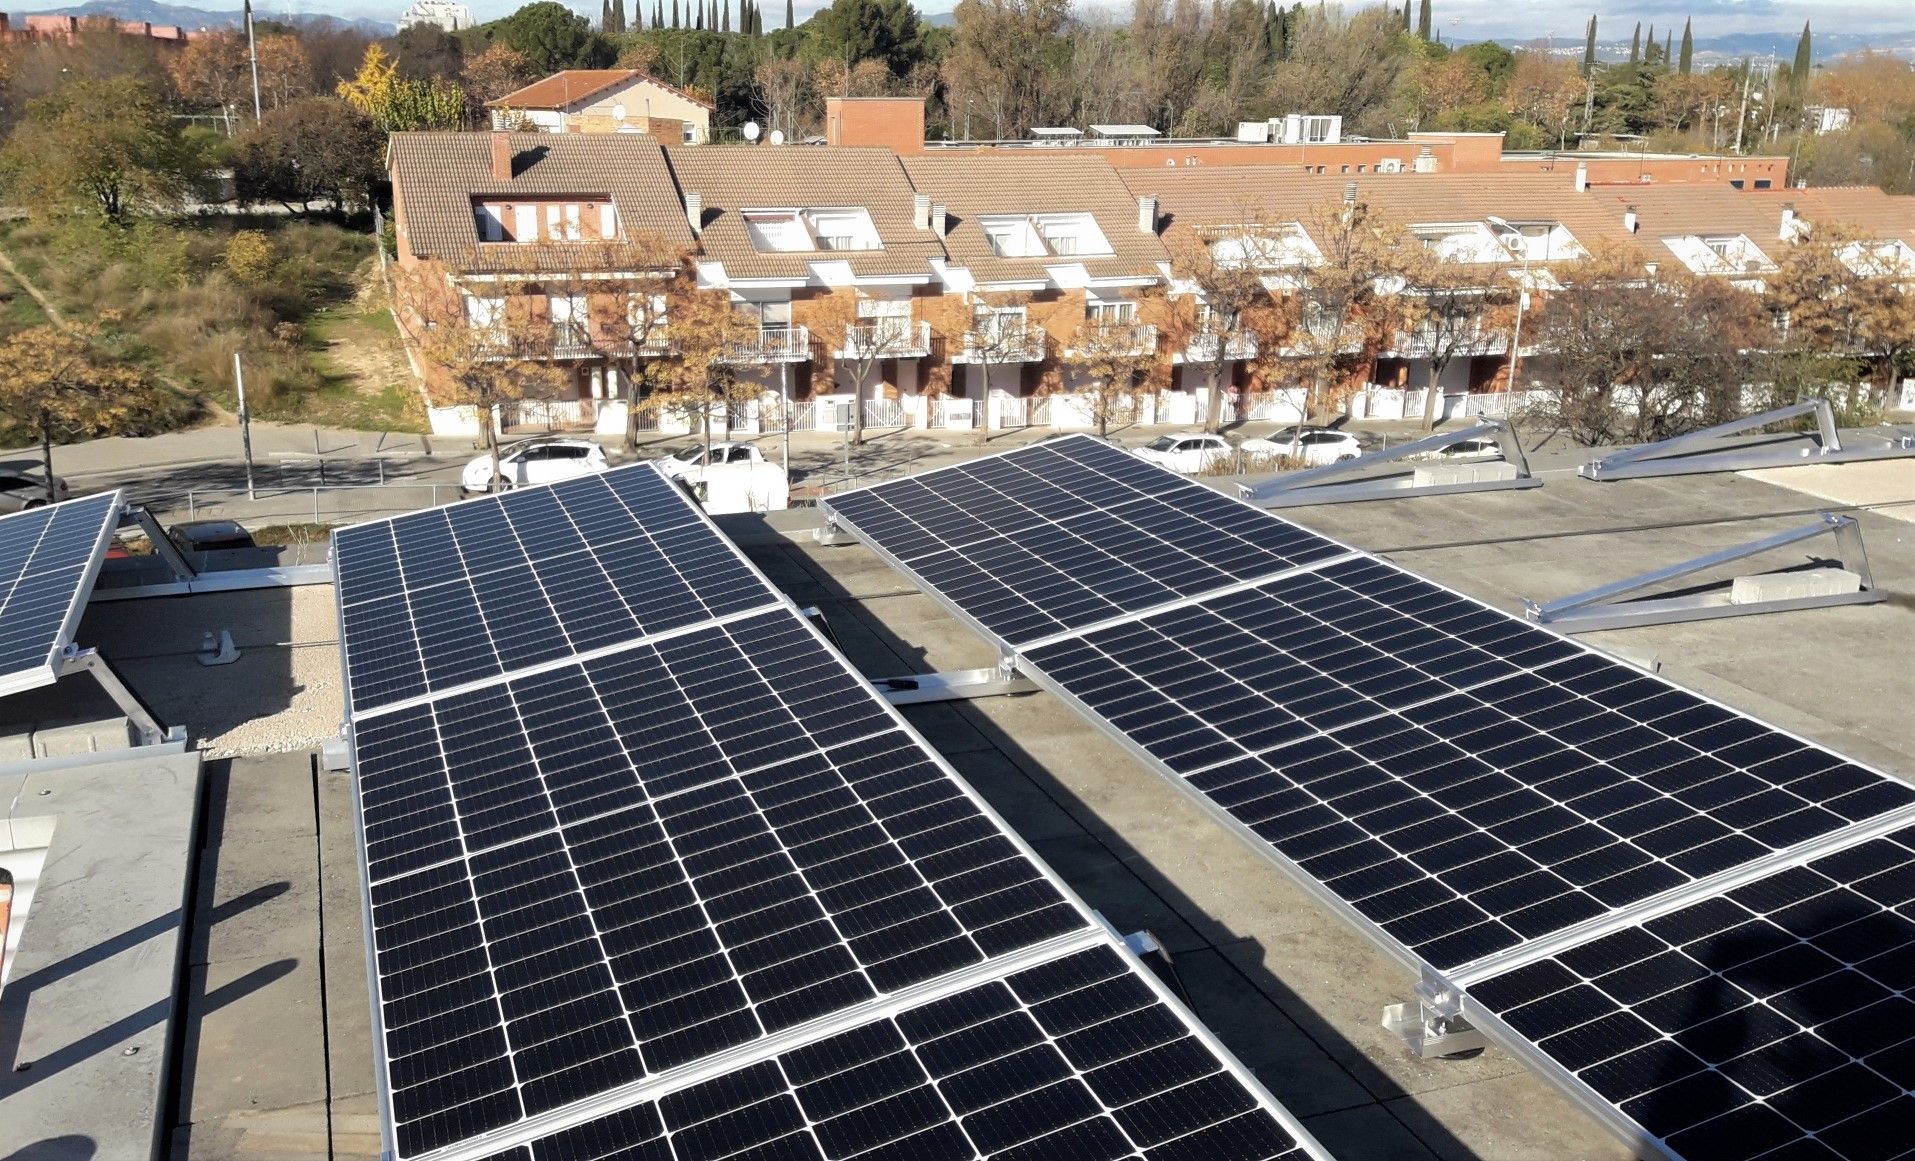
left=1488, top=220, right=1586, bottom=262
left=1665, top=233, right=1773, bottom=274
left=978, top=213, right=1112, bottom=259
left=471, top=197, right=616, bottom=243
left=742, top=207, right=882, bottom=253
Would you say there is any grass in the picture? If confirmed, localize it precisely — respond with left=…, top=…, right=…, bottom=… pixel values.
left=249, top=522, right=336, bottom=546
left=0, top=268, right=47, bottom=332
left=291, top=304, right=427, bottom=433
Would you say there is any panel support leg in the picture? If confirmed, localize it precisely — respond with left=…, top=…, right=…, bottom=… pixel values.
left=57, top=647, right=181, bottom=747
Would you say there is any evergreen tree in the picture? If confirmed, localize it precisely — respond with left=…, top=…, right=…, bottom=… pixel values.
left=1629, top=22, right=1640, bottom=63
left=1416, top=0, right=1430, bottom=39
left=694, top=0, right=701, bottom=28
left=785, top=0, right=792, bottom=28
left=1582, top=14, right=1596, bottom=76
left=721, top=0, right=729, bottom=31
left=1400, top=0, right=1409, bottom=31
left=1792, top=21, right=1812, bottom=91
left=1678, top=18, right=1692, bottom=74
left=671, top=0, right=678, bottom=27
left=600, top=0, right=611, bottom=30
left=1664, top=30, right=1672, bottom=64
left=654, top=0, right=662, bottom=27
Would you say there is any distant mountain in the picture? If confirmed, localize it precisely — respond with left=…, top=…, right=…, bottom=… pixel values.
left=14, top=0, right=394, bottom=34
left=1508, top=29, right=1915, bottom=64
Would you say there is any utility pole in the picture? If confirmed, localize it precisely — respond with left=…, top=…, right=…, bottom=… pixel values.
left=244, top=0, right=263, bottom=121
left=1735, top=57, right=1753, bottom=154
left=234, top=353, right=256, bottom=501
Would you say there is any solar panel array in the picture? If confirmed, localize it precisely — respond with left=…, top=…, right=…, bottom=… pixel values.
left=0, top=490, right=122, bottom=695
left=337, top=464, right=1329, bottom=1161
left=821, top=434, right=1915, bottom=1161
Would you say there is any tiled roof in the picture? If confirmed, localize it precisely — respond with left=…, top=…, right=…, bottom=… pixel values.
left=486, top=69, right=715, bottom=112
left=664, top=146, right=946, bottom=280
left=1130, top=167, right=1646, bottom=262
left=902, top=153, right=1169, bottom=284
left=388, top=132, right=696, bottom=273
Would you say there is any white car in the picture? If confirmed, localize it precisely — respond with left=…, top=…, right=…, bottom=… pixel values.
left=461, top=437, right=609, bottom=494
left=1133, top=433, right=1235, bottom=474
left=1412, top=436, right=1503, bottom=461
left=655, top=441, right=789, bottom=513
left=1240, top=427, right=1364, bottom=467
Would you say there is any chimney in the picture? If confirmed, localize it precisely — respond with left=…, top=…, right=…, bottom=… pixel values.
left=1623, top=204, right=1639, bottom=234
left=1574, top=162, right=1589, bottom=193
left=930, top=203, right=947, bottom=238
left=1779, top=202, right=1797, bottom=240
left=1136, top=195, right=1158, bottom=235
left=684, top=192, right=703, bottom=236
left=1343, top=182, right=1358, bottom=206
left=489, top=132, right=513, bottom=181
left=912, top=193, right=931, bottom=231
left=1413, top=146, right=1437, bottom=174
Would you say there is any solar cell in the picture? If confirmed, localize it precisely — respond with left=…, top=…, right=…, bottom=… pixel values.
left=1019, top=557, right=1913, bottom=971
left=474, top=944, right=1320, bottom=1161
left=821, top=436, right=1347, bottom=646
left=1467, top=826, right=1915, bottom=1161
left=354, top=609, right=1092, bottom=1158
left=0, top=491, right=122, bottom=695
left=335, top=469, right=779, bottom=713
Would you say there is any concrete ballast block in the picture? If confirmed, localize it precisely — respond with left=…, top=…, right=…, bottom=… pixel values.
left=1412, top=460, right=1520, bottom=486
left=1730, top=568, right=1863, bottom=604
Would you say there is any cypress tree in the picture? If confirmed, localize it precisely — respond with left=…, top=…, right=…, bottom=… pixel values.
left=721, top=0, right=729, bottom=31
left=671, top=0, right=678, bottom=26
left=1663, top=30, right=1672, bottom=63
left=1416, top=0, right=1430, bottom=39
left=1628, top=21, right=1640, bottom=63
left=1582, top=15, right=1596, bottom=76
left=654, top=0, right=662, bottom=26
left=1791, top=21, right=1812, bottom=91
left=785, top=0, right=792, bottom=28
left=600, top=0, right=611, bottom=30
left=694, top=0, right=702, bottom=28
left=1678, top=18, right=1692, bottom=74
left=1400, top=0, right=1409, bottom=30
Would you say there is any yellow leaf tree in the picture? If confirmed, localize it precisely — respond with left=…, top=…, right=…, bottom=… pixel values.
left=1063, top=288, right=1169, bottom=437
left=1768, top=220, right=1915, bottom=405
left=0, top=325, right=161, bottom=500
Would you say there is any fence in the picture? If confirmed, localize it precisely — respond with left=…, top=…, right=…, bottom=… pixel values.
left=168, top=482, right=464, bottom=528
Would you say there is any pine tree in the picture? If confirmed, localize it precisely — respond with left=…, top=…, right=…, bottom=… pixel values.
left=600, top=0, right=611, bottom=30
left=1400, top=0, right=1409, bottom=31
left=1629, top=22, right=1640, bottom=63
left=721, top=0, right=729, bottom=31
left=694, top=0, right=702, bottom=28
left=1678, top=18, right=1692, bottom=74
left=1791, top=21, right=1812, bottom=92
left=1582, top=15, right=1596, bottom=76
left=785, top=0, right=792, bottom=28
left=1663, top=30, right=1672, bottom=65
left=671, top=0, right=678, bottom=26
left=1416, top=0, right=1430, bottom=39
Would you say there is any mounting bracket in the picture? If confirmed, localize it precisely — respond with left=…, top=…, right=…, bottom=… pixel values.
left=57, top=647, right=182, bottom=747
left=1239, top=420, right=1542, bottom=508
left=1578, top=398, right=1915, bottom=481
left=812, top=519, right=853, bottom=547
left=875, top=657, right=1034, bottom=705
left=1382, top=970, right=1488, bottom=1059
left=1524, top=513, right=1883, bottom=633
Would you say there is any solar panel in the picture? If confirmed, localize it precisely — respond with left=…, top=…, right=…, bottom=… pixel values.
left=337, top=464, right=1329, bottom=1161
left=821, top=437, right=1347, bottom=647
left=0, top=491, right=122, bottom=696
left=474, top=944, right=1321, bottom=1161
left=335, top=470, right=779, bottom=714
left=355, top=609, right=1090, bottom=1157
left=1019, top=557, right=1913, bottom=971
left=1466, top=825, right=1915, bottom=1161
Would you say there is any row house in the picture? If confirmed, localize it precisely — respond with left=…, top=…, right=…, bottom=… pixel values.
left=387, top=127, right=1915, bottom=437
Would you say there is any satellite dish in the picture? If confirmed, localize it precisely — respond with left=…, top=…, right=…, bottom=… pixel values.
left=742, top=121, right=761, bottom=142
left=769, top=129, right=786, bottom=146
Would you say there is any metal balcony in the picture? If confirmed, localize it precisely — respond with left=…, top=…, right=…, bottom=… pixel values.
left=1065, top=322, right=1159, bottom=359
left=721, top=325, right=812, bottom=364
left=838, top=320, right=932, bottom=359
left=951, top=324, right=1047, bottom=364
left=1176, top=331, right=1258, bottom=363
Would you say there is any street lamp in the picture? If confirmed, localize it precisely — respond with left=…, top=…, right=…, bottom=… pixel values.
left=1486, top=215, right=1534, bottom=395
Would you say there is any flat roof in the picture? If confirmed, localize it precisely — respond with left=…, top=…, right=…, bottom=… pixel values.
left=1089, top=124, right=1161, bottom=136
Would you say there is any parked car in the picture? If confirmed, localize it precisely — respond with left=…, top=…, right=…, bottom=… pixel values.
left=1240, top=427, right=1364, bottom=467
left=461, top=437, right=609, bottom=494
left=1412, top=435, right=1503, bottom=461
left=0, top=469, right=69, bottom=513
left=1133, top=433, right=1235, bottom=474
left=167, top=520, right=256, bottom=554
left=656, top=442, right=789, bottom=513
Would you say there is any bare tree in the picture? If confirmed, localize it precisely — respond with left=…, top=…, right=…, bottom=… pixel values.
left=1396, top=245, right=1519, bottom=430
left=805, top=291, right=927, bottom=446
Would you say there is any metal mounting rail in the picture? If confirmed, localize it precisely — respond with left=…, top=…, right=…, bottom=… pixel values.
left=1239, top=420, right=1543, bottom=508
left=1578, top=398, right=1915, bottom=481
left=57, top=646, right=183, bottom=746
left=1523, top=512, right=1882, bottom=633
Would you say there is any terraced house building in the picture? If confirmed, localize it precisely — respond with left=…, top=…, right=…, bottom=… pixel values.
left=385, top=111, right=1915, bottom=439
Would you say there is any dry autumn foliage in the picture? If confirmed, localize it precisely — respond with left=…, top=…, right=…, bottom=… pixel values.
left=0, top=323, right=165, bottom=497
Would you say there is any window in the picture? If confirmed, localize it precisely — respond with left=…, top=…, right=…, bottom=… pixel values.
left=683, top=123, right=696, bottom=144
left=513, top=205, right=538, bottom=242
left=466, top=295, right=504, bottom=330
left=563, top=204, right=582, bottom=241
left=984, top=224, right=1023, bottom=258
left=548, top=294, right=587, bottom=344
left=1087, top=300, right=1136, bottom=325
left=743, top=211, right=810, bottom=252
left=599, top=203, right=618, bottom=239
left=478, top=204, right=505, bottom=242
left=741, top=300, right=792, bottom=332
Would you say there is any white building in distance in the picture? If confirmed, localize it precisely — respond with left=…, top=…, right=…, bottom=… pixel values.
left=398, top=0, right=473, bottom=31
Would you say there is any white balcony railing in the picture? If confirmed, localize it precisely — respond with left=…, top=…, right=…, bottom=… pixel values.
left=1179, top=331, right=1258, bottom=363
left=1065, top=322, right=1159, bottom=359
left=838, top=319, right=932, bottom=359
left=721, top=325, right=811, bottom=364
left=952, top=323, right=1046, bottom=364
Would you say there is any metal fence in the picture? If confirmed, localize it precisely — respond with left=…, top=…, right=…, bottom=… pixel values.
left=167, top=483, right=464, bottom=528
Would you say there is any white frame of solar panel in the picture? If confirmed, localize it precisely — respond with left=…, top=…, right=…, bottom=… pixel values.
left=333, top=468, right=1333, bottom=1161
left=821, top=434, right=1915, bottom=1161
left=0, top=490, right=123, bottom=698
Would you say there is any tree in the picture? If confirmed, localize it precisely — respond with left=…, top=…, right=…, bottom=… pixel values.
left=754, top=57, right=811, bottom=137
left=1582, top=15, right=1596, bottom=76
left=386, top=23, right=465, bottom=79
left=0, top=77, right=198, bottom=219
left=1629, top=22, right=1640, bottom=65
left=1266, top=6, right=1406, bottom=135
left=804, top=291, right=925, bottom=446
left=1064, top=296, right=1167, bottom=437
left=1288, top=201, right=1409, bottom=420
left=943, top=0, right=1071, bottom=139
left=337, top=44, right=467, bottom=131
left=1524, top=247, right=1759, bottom=445
left=1768, top=221, right=1915, bottom=403
left=232, top=97, right=384, bottom=214
left=1677, top=17, right=1693, bottom=76
left=1415, top=0, right=1430, bottom=40
left=495, top=2, right=615, bottom=72
left=1169, top=239, right=1265, bottom=434
left=1814, top=52, right=1915, bottom=128
left=1395, top=245, right=1517, bottom=430
left=462, top=42, right=537, bottom=105
left=1507, top=50, right=1585, bottom=147
left=641, top=288, right=762, bottom=464
left=555, top=238, right=693, bottom=453
left=1792, top=21, right=1812, bottom=95
left=166, top=32, right=249, bottom=113
left=394, top=260, right=570, bottom=486
left=0, top=325, right=161, bottom=500
left=805, top=0, right=925, bottom=77
left=946, top=291, right=1044, bottom=444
